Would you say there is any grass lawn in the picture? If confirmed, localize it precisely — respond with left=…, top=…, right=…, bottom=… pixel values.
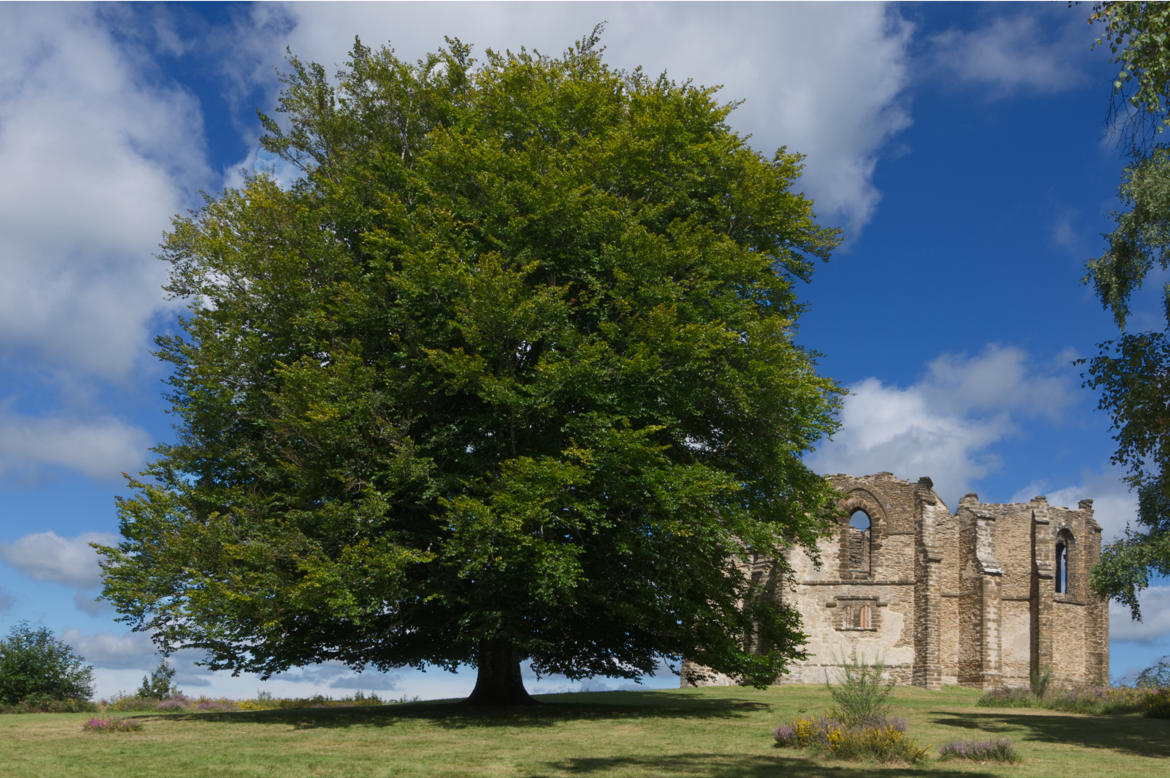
left=3, top=684, right=1167, bottom=776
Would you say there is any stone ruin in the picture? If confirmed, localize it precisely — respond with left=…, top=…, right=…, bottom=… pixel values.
left=682, top=472, right=1109, bottom=690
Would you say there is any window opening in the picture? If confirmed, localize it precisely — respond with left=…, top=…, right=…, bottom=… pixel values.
left=1055, top=529, right=1073, bottom=594
left=847, top=510, right=871, bottom=573
left=836, top=599, right=878, bottom=631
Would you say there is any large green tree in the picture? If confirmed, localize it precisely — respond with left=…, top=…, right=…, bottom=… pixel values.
left=98, top=32, right=843, bottom=704
left=1085, top=3, right=1170, bottom=617
left=0, top=622, right=94, bottom=705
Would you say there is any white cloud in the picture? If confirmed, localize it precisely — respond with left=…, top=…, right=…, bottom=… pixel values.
left=328, top=673, right=400, bottom=691
left=0, top=5, right=208, bottom=380
left=809, top=345, right=1078, bottom=506
left=62, top=628, right=157, bottom=670
left=0, top=411, right=149, bottom=481
left=233, top=3, right=913, bottom=239
left=274, top=662, right=359, bottom=686
left=223, top=147, right=304, bottom=193
left=1111, top=586, right=1170, bottom=644
left=1014, top=466, right=1137, bottom=544
left=917, top=345, right=1075, bottom=420
left=0, top=531, right=119, bottom=589
left=925, top=11, right=1091, bottom=97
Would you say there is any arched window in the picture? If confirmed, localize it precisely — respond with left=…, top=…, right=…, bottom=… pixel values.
left=847, top=509, right=871, bottom=573
left=1055, top=529, right=1074, bottom=594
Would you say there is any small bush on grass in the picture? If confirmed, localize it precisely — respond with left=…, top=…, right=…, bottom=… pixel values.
left=825, top=651, right=894, bottom=727
left=940, top=738, right=1021, bottom=763
left=154, top=694, right=190, bottom=712
left=82, top=717, right=142, bottom=733
left=773, top=714, right=929, bottom=764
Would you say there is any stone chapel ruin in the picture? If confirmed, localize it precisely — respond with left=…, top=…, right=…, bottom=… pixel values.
left=682, top=472, right=1109, bottom=690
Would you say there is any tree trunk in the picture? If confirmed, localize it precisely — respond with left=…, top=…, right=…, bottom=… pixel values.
left=464, top=639, right=536, bottom=705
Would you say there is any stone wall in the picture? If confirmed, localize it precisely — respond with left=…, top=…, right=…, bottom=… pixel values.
left=682, top=472, right=1110, bottom=691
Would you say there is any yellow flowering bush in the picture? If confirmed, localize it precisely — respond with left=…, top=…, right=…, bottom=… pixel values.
left=773, top=714, right=930, bottom=764
left=1143, top=688, right=1170, bottom=718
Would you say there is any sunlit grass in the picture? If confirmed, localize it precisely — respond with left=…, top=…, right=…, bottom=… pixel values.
left=2, top=684, right=1167, bottom=776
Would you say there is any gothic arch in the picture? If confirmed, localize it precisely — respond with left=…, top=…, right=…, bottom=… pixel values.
left=1055, top=527, right=1075, bottom=595
left=838, top=489, right=886, bottom=579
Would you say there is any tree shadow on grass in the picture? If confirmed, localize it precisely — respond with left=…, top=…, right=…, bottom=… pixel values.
left=929, top=710, right=1170, bottom=759
left=158, top=692, right=771, bottom=730
left=539, top=752, right=999, bottom=777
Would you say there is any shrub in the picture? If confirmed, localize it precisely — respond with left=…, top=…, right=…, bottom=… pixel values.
left=237, top=692, right=390, bottom=711
left=979, top=684, right=1163, bottom=715
left=105, top=693, right=165, bottom=713
left=1143, top=688, right=1170, bottom=718
left=825, top=651, right=894, bottom=726
left=82, top=717, right=142, bottom=733
left=773, top=714, right=929, bottom=764
left=0, top=696, right=97, bottom=714
left=940, top=738, right=1021, bottom=763
left=1136, top=656, right=1170, bottom=688
left=1030, top=666, right=1052, bottom=699
left=0, top=622, right=94, bottom=706
left=154, top=694, right=190, bottom=712
left=192, top=698, right=238, bottom=712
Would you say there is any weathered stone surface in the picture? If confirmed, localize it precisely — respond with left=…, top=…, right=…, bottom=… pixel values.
left=681, top=473, right=1110, bottom=690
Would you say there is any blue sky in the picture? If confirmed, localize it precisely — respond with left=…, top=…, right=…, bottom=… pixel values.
left=1, top=2, right=1166, bottom=700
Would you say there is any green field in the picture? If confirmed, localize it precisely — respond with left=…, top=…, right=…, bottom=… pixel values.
left=3, top=685, right=1167, bottom=777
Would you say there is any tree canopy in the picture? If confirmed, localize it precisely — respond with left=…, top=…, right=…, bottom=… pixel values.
left=0, top=622, right=94, bottom=706
left=97, top=31, right=843, bottom=704
left=137, top=659, right=179, bottom=700
left=1086, top=2, right=1170, bottom=617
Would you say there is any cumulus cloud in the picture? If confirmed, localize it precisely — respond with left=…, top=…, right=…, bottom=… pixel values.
left=916, top=345, right=1075, bottom=420
left=1013, top=466, right=1137, bottom=544
left=61, top=628, right=157, bottom=670
left=924, top=10, right=1091, bottom=97
left=0, top=531, right=119, bottom=589
left=809, top=345, right=1078, bottom=506
left=230, top=3, right=912, bottom=239
left=0, top=5, right=208, bottom=380
left=1111, top=586, right=1170, bottom=644
left=0, top=412, right=149, bottom=481
left=328, top=673, right=400, bottom=691
left=273, top=662, right=353, bottom=685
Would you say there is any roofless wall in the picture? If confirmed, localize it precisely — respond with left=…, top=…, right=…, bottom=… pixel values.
left=681, top=472, right=1108, bottom=690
